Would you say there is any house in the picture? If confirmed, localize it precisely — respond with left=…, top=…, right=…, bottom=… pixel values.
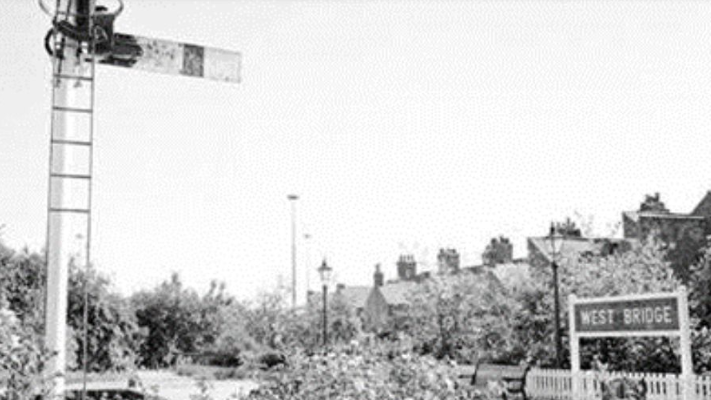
left=622, top=192, right=711, bottom=282
left=360, top=252, right=528, bottom=332
left=361, top=263, right=418, bottom=331
left=527, top=234, right=632, bottom=273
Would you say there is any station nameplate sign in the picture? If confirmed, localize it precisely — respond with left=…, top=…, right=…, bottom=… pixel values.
left=574, top=297, right=679, bottom=333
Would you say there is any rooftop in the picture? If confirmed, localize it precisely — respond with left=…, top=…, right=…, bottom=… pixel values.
left=528, top=236, right=630, bottom=263
left=334, top=285, right=371, bottom=309
left=623, top=211, right=706, bottom=221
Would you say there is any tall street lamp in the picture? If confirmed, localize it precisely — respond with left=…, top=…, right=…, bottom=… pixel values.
left=304, top=233, right=312, bottom=295
left=546, top=222, right=566, bottom=369
left=287, top=194, right=299, bottom=308
left=317, top=259, right=333, bottom=347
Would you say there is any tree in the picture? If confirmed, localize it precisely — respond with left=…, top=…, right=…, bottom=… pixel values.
left=0, top=299, right=52, bottom=399
left=686, top=242, right=711, bottom=373
left=131, top=273, right=232, bottom=368
left=0, top=241, right=138, bottom=373
left=235, top=285, right=362, bottom=356
left=67, top=262, right=140, bottom=372
left=555, top=241, right=682, bottom=372
left=0, top=243, right=46, bottom=332
left=404, top=271, right=520, bottom=363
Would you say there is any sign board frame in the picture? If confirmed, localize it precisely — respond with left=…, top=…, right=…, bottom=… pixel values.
left=568, top=288, right=692, bottom=400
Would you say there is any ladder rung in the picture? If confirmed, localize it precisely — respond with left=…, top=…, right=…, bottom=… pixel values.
left=54, top=74, right=93, bottom=82
left=50, top=173, right=91, bottom=180
left=49, top=208, right=90, bottom=214
left=51, top=139, right=92, bottom=146
left=53, top=106, right=92, bottom=114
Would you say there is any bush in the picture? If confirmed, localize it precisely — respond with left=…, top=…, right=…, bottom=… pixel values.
left=245, top=341, right=494, bottom=400
left=131, top=274, right=233, bottom=368
left=0, top=300, right=53, bottom=399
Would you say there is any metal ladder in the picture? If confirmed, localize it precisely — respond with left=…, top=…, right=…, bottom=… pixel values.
left=46, top=4, right=96, bottom=397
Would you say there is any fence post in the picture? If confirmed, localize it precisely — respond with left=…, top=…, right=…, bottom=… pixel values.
left=679, top=286, right=693, bottom=400
left=569, top=294, right=579, bottom=400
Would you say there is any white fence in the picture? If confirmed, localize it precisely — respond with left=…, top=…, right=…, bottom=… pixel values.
left=527, top=369, right=711, bottom=400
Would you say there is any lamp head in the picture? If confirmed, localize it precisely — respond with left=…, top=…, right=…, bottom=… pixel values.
left=546, top=222, right=566, bottom=257
left=318, top=259, right=333, bottom=285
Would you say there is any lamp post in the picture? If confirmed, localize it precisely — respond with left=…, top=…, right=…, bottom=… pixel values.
left=287, top=194, right=298, bottom=308
left=546, top=222, right=566, bottom=369
left=304, top=233, right=311, bottom=295
left=317, top=259, right=333, bottom=347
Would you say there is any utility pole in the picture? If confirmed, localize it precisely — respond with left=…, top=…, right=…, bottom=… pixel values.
left=287, top=194, right=298, bottom=307
left=304, top=233, right=311, bottom=296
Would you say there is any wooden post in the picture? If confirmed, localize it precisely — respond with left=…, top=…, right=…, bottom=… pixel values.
left=679, top=286, right=693, bottom=400
left=569, top=294, right=579, bottom=400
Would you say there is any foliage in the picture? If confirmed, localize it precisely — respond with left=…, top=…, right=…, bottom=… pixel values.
left=131, top=274, right=233, bottom=368
left=0, top=243, right=46, bottom=332
left=687, top=243, right=711, bottom=373
left=404, top=272, right=520, bottom=364
left=555, top=241, right=682, bottom=372
left=206, top=301, right=264, bottom=367
left=0, top=242, right=53, bottom=399
left=560, top=240, right=679, bottom=298
left=508, top=276, right=558, bottom=366
left=67, top=262, right=141, bottom=372
left=397, top=239, right=687, bottom=372
left=0, top=298, right=53, bottom=399
left=234, top=286, right=362, bottom=358
left=0, top=241, right=140, bottom=373
left=245, top=341, right=492, bottom=400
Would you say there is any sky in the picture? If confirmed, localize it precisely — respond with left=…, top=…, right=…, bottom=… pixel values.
left=2, top=0, right=711, bottom=302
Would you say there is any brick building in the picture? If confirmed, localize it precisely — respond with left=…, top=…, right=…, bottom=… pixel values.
left=527, top=235, right=631, bottom=273
left=622, top=192, right=711, bottom=282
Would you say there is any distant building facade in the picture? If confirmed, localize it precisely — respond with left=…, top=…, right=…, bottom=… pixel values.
left=622, top=192, right=711, bottom=282
left=527, top=218, right=631, bottom=273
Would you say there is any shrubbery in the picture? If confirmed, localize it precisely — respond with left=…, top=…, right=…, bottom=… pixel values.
left=7, top=227, right=711, bottom=398
left=0, top=299, right=52, bottom=399
left=245, top=341, right=492, bottom=400
left=131, top=274, right=234, bottom=368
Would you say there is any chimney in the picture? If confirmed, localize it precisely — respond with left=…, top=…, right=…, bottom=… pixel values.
left=482, top=237, right=513, bottom=266
left=397, top=254, right=417, bottom=281
left=438, top=248, right=461, bottom=273
left=373, top=264, right=384, bottom=287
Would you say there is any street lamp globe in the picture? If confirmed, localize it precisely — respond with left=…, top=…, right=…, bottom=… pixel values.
left=547, top=222, right=566, bottom=258
left=318, top=259, right=333, bottom=286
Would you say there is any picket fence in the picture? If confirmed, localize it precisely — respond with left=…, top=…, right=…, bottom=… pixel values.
left=526, top=369, right=711, bottom=400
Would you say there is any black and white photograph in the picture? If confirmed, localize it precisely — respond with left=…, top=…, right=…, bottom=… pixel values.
left=2, top=0, right=711, bottom=399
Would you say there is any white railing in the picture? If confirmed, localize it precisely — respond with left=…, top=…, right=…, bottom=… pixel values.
left=527, top=369, right=711, bottom=400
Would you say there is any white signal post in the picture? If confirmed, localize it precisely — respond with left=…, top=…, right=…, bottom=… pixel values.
left=45, top=0, right=95, bottom=398
left=569, top=288, right=693, bottom=400
left=40, top=0, right=241, bottom=397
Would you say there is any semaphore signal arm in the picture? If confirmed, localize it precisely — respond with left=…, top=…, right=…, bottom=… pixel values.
left=41, top=0, right=242, bottom=83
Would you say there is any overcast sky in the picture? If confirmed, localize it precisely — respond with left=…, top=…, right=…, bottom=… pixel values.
left=2, top=0, right=711, bottom=301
